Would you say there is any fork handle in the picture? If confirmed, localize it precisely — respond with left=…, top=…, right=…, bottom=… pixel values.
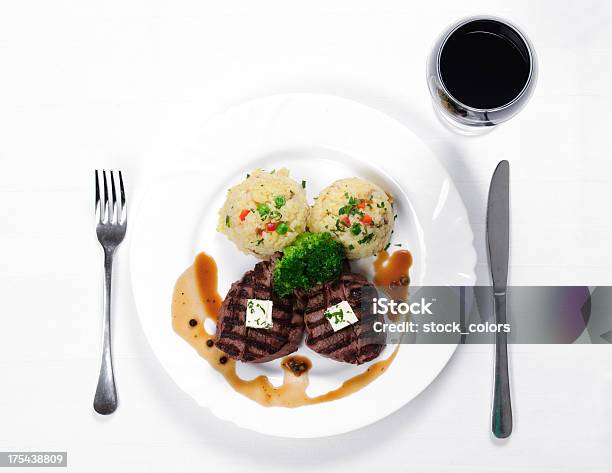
left=492, top=292, right=512, bottom=438
left=94, top=249, right=118, bottom=415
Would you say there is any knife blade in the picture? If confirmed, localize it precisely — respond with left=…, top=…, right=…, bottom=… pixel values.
left=487, top=160, right=510, bottom=293
left=486, top=160, right=512, bottom=439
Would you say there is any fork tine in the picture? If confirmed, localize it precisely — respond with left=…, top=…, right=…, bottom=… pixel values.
left=95, top=170, right=101, bottom=223
left=118, top=170, right=126, bottom=224
left=110, top=171, right=118, bottom=224
left=102, top=170, right=110, bottom=224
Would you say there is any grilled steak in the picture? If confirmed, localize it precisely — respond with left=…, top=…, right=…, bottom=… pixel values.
left=301, top=272, right=385, bottom=364
left=215, top=258, right=304, bottom=363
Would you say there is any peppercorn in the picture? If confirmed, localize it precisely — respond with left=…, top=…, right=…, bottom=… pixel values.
left=188, top=318, right=198, bottom=327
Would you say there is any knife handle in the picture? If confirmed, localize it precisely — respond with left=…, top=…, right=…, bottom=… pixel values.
left=492, top=292, right=512, bottom=438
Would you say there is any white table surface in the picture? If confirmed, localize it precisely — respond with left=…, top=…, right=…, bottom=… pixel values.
left=1, top=0, right=612, bottom=471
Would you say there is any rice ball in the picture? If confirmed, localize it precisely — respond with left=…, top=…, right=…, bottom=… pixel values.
left=308, top=178, right=394, bottom=259
left=217, top=169, right=309, bottom=258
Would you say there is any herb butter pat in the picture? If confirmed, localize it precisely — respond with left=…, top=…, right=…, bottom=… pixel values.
left=324, top=300, right=358, bottom=332
left=246, top=299, right=273, bottom=329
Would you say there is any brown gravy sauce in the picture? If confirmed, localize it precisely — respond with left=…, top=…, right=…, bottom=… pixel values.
left=172, top=252, right=399, bottom=408
left=373, top=250, right=413, bottom=301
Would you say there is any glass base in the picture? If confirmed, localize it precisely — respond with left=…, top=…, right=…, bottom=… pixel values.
left=433, top=105, right=497, bottom=137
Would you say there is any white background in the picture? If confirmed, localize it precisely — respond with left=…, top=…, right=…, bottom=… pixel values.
left=1, top=0, right=612, bottom=471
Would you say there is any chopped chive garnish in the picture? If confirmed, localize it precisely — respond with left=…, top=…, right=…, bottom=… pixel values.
left=268, top=210, right=282, bottom=220
left=358, top=233, right=374, bottom=244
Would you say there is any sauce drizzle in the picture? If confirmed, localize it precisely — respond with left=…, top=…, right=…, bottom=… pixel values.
left=373, top=250, right=413, bottom=301
left=194, top=252, right=221, bottom=321
left=172, top=252, right=399, bottom=408
left=282, top=356, right=312, bottom=377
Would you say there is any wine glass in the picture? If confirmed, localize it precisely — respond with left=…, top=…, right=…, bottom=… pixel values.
left=427, top=16, right=537, bottom=135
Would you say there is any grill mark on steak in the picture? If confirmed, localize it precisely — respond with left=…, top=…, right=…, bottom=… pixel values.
left=214, top=341, right=240, bottom=358
left=302, top=271, right=385, bottom=365
left=218, top=329, right=289, bottom=346
left=215, top=256, right=304, bottom=363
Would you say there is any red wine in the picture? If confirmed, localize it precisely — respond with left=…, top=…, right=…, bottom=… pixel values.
left=439, top=19, right=531, bottom=110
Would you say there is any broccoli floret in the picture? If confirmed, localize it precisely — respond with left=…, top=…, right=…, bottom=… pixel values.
left=273, top=232, right=345, bottom=297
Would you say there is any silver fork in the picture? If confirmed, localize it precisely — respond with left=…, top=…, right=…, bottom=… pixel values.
left=93, top=170, right=127, bottom=415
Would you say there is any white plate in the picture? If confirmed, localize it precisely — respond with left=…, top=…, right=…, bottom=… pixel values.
left=130, top=94, right=476, bottom=438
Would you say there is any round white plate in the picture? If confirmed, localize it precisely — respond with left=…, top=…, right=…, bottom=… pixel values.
left=130, top=94, right=476, bottom=438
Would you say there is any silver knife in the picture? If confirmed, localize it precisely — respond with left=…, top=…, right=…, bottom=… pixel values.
left=486, top=160, right=512, bottom=439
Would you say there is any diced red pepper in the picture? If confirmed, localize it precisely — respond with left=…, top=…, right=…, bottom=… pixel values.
left=361, top=214, right=373, bottom=225
left=239, top=209, right=250, bottom=221
left=266, top=222, right=277, bottom=232
left=341, top=216, right=351, bottom=227
left=357, top=200, right=366, bottom=209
